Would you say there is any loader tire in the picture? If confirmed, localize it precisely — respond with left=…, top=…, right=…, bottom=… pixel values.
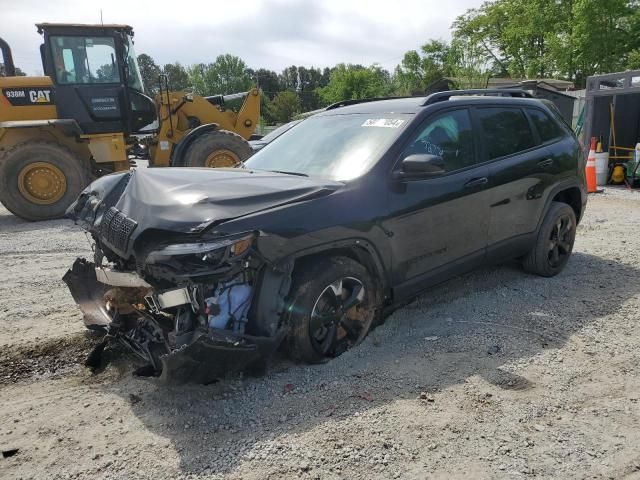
left=182, top=129, right=253, bottom=168
left=0, top=141, right=91, bottom=221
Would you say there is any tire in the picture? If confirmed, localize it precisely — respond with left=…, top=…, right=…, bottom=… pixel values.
left=0, top=141, right=91, bottom=221
left=522, top=201, right=577, bottom=277
left=285, top=256, right=379, bottom=364
left=182, top=129, right=253, bottom=168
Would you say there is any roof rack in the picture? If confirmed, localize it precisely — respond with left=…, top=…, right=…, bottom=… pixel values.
left=422, top=89, right=532, bottom=106
left=325, top=95, right=419, bottom=111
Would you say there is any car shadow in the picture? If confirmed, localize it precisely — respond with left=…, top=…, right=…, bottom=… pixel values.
left=95, top=252, right=639, bottom=476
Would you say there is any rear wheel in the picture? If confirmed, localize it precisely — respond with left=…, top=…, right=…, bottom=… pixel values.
left=286, top=256, right=378, bottom=363
left=0, top=141, right=91, bottom=221
left=182, top=130, right=253, bottom=168
left=522, top=201, right=577, bottom=277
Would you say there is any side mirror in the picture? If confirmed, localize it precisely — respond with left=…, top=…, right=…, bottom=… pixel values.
left=394, top=154, right=445, bottom=180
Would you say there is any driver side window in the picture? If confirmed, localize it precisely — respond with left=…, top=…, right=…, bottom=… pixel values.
left=403, top=109, right=475, bottom=172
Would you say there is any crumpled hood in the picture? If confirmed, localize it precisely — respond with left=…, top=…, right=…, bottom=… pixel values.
left=68, top=167, right=340, bottom=256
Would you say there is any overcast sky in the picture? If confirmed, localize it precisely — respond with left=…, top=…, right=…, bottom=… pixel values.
left=4, top=0, right=481, bottom=75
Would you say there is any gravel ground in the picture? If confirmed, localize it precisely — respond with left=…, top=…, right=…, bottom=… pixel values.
left=1, top=189, right=640, bottom=479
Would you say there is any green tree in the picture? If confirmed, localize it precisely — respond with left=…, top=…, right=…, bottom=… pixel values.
left=187, top=63, right=207, bottom=95
left=568, top=0, right=638, bottom=85
left=452, top=0, right=640, bottom=86
left=267, top=91, right=301, bottom=123
left=162, top=62, right=190, bottom=91
left=137, top=53, right=161, bottom=94
left=448, top=38, right=491, bottom=88
left=319, top=64, right=391, bottom=104
left=189, top=54, right=253, bottom=96
left=628, top=49, right=640, bottom=69
left=279, top=66, right=300, bottom=90
left=0, top=64, right=26, bottom=76
left=251, top=68, right=281, bottom=97
left=393, top=40, right=454, bottom=94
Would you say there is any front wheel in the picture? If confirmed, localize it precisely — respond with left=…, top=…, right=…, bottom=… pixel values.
left=182, top=130, right=253, bottom=168
left=522, top=201, right=577, bottom=277
left=286, top=256, right=379, bottom=363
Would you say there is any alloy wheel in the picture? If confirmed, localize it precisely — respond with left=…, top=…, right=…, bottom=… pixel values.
left=548, top=214, right=574, bottom=268
left=309, top=276, right=368, bottom=357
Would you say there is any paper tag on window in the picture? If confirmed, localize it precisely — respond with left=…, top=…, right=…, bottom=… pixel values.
left=362, top=118, right=405, bottom=128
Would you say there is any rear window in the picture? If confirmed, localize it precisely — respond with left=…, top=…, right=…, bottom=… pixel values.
left=477, top=107, right=535, bottom=160
left=526, top=108, right=565, bottom=143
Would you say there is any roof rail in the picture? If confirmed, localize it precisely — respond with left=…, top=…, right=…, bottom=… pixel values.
left=422, top=89, right=532, bottom=106
left=325, top=95, right=419, bottom=111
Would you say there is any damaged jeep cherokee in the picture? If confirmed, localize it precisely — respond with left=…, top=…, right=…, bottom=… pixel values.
left=64, top=90, right=586, bottom=383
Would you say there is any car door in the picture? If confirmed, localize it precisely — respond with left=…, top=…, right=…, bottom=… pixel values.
left=384, top=107, right=492, bottom=298
left=477, top=106, right=563, bottom=257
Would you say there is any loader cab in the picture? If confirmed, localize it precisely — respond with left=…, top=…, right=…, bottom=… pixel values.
left=37, top=23, right=157, bottom=135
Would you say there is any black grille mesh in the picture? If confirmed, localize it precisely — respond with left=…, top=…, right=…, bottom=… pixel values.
left=100, top=207, right=137, bottom=252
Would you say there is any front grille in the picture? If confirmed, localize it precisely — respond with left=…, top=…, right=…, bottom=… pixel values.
left=100, top=207, right=137, bottom=252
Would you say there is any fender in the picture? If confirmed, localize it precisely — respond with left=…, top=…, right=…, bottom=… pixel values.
left=536, top=178, right=587, bottom=230
left=0, top=119, right=82, bottom=137
left=170, top=123, right=219, bottom=166
left=277, top=237, right=391, bottom=297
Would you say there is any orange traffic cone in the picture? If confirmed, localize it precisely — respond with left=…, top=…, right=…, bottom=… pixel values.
left=586, top=137, right=597, bottom=193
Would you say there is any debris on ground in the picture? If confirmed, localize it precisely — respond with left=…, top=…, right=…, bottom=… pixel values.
left=1, top=190, right=640, bottom=479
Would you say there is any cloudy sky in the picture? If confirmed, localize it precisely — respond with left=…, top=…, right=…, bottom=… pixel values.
left=4, top=0, right=480, bottom=75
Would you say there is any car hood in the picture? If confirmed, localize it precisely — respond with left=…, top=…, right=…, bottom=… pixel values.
left=68, top=167, right=341, bottom=256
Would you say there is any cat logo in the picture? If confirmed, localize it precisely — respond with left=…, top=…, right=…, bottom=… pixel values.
left=29, top=90, right=52, bottom=103
left=2, top=88, right=55, bottom=106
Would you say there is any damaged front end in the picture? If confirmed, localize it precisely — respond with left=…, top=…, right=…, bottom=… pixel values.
left=62, top=170, right=301, bottom=384
left=64, top=234, right=289, bottom=384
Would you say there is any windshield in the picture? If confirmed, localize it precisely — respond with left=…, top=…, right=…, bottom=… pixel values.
left=259, top=120, right=302, bottom=142
left=123, top=36, right=144, bottom=92
left=244, top=114, right=411, bottom=181
left=50, top=36, right=120, bottom=84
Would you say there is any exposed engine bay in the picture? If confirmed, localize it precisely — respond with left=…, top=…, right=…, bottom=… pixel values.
left=63, top=233, right=289, bottom=384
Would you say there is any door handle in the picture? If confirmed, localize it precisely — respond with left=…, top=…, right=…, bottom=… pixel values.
left=537, top=158, right=553, bottom=168
left=464, top=177, right=488, bottom=189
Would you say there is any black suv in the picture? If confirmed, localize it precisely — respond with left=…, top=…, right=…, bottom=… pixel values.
left=64, top=90, right=586, bottom=383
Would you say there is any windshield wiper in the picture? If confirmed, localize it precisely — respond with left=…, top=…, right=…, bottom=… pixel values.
left=269, top=170, right=308, bottom=177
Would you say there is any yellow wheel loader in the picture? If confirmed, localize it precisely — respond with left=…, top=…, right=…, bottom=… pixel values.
left=0, top=23, right=260, bottom=221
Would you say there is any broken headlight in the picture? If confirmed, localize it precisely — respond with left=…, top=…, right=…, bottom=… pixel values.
left=145, top=232, right=255, bottom=264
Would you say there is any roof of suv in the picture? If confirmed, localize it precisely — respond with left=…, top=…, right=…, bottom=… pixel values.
left=317, top=89, right=543, bottom=116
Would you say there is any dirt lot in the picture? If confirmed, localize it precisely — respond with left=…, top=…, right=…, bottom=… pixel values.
left=1, top=190, right=640, bottom=480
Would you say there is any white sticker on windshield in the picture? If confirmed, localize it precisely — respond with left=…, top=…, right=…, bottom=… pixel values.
left=362, top=118, right=405, bottom=128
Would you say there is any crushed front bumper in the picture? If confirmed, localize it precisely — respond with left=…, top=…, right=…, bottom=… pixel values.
left=63, top=258, right=283, bottom=384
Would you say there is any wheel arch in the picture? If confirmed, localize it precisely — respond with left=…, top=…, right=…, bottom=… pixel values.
left=551, top=186, right=583, bottom=222
left=170, top=123, right=219, bottom=166
left=536, top=180, right=586, bottom=232
left=285, top=240, right=390, bottom=303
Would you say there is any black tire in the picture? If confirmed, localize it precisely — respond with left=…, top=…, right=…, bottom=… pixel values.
left=0, top=141, right=91, bottom=221
left=522, top=201, right=577, bottom=277
left=285, top=256, right=379, bottom=364
left=182, top=129, right=253, bottom=168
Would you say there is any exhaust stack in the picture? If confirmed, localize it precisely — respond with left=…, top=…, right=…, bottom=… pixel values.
left=0, top=37, right=16, bottom=76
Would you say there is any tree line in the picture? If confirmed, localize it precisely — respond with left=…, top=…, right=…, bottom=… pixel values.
left=2, top=0, right=638, bottom=124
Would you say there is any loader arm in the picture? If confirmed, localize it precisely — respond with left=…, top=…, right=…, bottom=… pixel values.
left=151, top=88, right=260, bottom=167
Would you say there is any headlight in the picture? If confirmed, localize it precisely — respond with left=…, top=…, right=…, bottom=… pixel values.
left=146, top=233, right=255, bottom=264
